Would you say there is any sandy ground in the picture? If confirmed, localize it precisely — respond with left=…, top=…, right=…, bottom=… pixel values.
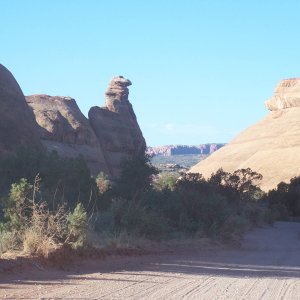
left=0, top=221, right=300, bottom=299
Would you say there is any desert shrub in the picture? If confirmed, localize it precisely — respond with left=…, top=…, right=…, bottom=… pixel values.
left=113, top=153, right=158, bottom=199
left=218, top=215, right=249, bottom=243
left=110, top=199, right=169, bottom=239
left=22, top=201, right=68, bottom=257
left=0, top=230, right=20, bottom=255
left=96, top=172, right=111, bottom=195
left=3, top=178, right=33, bottom=231
left=0, top=146, right=95, bottom=211
left=91, top=210, right=115, bottom=233
left=153, top=172, right=178, bottom=191
left=209, top=168, right=264, bottom=208
left=0, top=177, right=90, bottom=256
left=265, top=177, right=300, bottom=219
left=175, top=174, right=232, bottom=234
left=67, top=203, right=88, bottom=248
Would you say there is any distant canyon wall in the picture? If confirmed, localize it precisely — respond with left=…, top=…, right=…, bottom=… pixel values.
left=148, top=144, right=225, bottom=156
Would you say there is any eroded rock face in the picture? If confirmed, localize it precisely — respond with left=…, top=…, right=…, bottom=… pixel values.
left=265, top=78, right=300, bottom=111
left=0, top=65, right=146, bottom=178
left=25, top=76, right=145, bottom=177
left=89, top=76, right=146, bottom=177
left=26, top=94, right=110, bottom=175
left=105, top=76, right=132, bottom=113
left=0, top=64, right=40, bottom=156
left=190, top=78, right=300, bottom=191
left=26, top=95, right=99, bottom=145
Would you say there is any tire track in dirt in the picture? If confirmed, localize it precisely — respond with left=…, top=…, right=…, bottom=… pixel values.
left=1, top=222, right=300, bottom=299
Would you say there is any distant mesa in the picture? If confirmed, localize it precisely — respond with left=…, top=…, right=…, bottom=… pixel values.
left=190, top=78, right=300, bottom=191
left=148, top=144, right=225, bottom=156
left=0, top=63, right=145, bottom=178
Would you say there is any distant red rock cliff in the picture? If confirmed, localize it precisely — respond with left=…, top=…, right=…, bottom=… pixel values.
left=147, top=144, right=225, bottom=156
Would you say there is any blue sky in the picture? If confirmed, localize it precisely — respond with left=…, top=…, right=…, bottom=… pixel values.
left=1, top=0, right=300, bottom=146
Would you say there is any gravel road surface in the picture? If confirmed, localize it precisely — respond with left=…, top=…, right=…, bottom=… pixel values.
left=1, top=221, right=300, bottom=299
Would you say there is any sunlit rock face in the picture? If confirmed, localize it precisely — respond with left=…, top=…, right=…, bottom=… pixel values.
left=0, top=64, right=40, bottom=156
left=190, top=78, right=300, bottom=191
left=265, top=78, right=300, bottom=111
left=89, top=76, right=146, bottom=177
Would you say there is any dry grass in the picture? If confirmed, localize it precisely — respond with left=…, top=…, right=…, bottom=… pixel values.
left=22, top=202, right=67, bottom=257
left=0, top=230, right=20, bottom=255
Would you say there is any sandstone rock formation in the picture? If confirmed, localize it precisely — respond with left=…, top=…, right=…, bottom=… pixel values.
left=26, top=95, right=110, bottom=175
left=0, top=64, right=145, bottom=178
left=0, top=64, right=40, bottom=156
left=25, top=76, right=145, bottom=177
left=265, top=78, right=300, bottom=111
left=189, top=78, right=300, bottom=191
left=89, top=76, right=146, bottom=177
left=147, top=144, right=225, bottom=156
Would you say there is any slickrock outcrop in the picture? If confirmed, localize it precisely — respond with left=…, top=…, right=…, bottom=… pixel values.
left=0, top=64, right=40, bottom=156
left=147, top=144, right=225, bottom=156
left=189, top=78, right=300, bottom=191
left=89, top=76, right=146, bottom=177
left=26, top=95, right=110, bottom=175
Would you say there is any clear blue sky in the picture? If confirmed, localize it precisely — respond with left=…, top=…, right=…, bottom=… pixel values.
left=1, top=0, right=300, bottom=146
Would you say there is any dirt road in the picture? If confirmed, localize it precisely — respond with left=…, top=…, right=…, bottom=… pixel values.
left=1, top=221, right=300, bottom=299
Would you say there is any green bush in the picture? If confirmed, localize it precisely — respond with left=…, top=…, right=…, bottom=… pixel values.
left=67, top=203, right=88, bottom=248
left=110, top=199, right=169, bottom=239
left=153, top=172, right=178, bottom=191
left=113, top=153, right=158, bottom=199
left=3, top=178, right=33, bottom=231
left=0, top=146, right=95, bottom=211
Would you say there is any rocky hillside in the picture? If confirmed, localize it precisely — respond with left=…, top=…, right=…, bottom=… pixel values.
left=0, top=64, right=145, bottom=177
left=147, top=144, right=225, bottom=156
left=189, top=78, right=300, bottom=191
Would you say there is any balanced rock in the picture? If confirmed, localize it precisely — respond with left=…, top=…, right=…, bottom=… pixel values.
left=0, top=64, right=40, bottom=156
left=89, top=76, right=146, bottom=177
left=105, top=76, right=132, bottom=113
left=189, top=78, right=300, bottom=191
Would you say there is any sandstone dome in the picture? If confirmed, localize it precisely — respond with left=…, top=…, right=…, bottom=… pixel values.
left=0, top=64, right=40, bottom=156
left=189, top=78, right=300, bottom=191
